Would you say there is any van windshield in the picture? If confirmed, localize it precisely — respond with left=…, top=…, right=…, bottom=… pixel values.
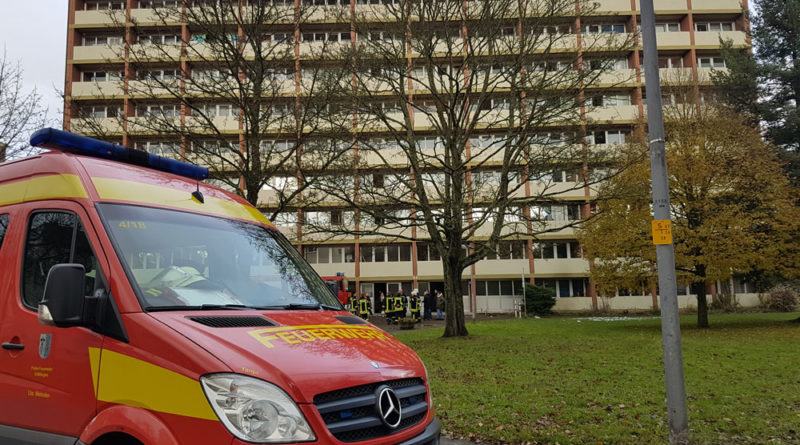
left=97, top=203, right=341, bottom=311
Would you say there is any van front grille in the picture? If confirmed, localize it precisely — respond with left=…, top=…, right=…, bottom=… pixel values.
left=313, top=378, right=428, bottom=443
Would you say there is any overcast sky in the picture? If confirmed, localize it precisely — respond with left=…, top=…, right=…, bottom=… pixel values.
left=0, top=1, right=69, bottom=127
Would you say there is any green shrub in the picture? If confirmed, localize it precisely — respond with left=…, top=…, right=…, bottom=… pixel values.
left=524, top=284, right=556, bottom=316
left=759, top=285, right=799, bottom=312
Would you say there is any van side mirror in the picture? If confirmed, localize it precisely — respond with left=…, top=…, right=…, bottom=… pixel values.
left=38, top=264, right=86, bottom=327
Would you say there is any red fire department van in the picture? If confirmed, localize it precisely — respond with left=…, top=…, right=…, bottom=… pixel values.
left=0, top=129, right=439, bottom=445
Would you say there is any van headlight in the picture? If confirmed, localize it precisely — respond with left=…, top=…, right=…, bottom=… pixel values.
left=201, top=374, right=315, bottom=443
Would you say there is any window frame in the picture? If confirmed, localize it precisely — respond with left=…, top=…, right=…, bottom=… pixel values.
left=20, top=208, right=104, bottom=311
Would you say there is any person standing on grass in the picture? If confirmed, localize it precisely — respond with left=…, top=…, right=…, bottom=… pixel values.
left=423, top=290, right=433, bottom=320
left=435, top=290, right=445, bottom=320
left=410, top=289, right=421, bottom=322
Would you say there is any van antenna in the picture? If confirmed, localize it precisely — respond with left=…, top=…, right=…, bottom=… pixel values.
left=192, top=181, right=205, bottom=204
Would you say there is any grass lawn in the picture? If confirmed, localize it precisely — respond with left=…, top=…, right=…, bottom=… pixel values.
left=394, top=312, right=800, bottom=444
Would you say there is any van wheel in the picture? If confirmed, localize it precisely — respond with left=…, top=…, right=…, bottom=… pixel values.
left=93, top=433, right=143, bottom=445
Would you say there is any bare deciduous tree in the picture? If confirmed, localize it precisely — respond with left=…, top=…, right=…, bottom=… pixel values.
left=0, top=50, right=49, bottom=161
left=305, top=0, right=634, bottom=336
left=75, top=1, right=355, bottom=218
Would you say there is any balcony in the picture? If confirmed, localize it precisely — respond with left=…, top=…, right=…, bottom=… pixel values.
left=70, top=117, right=123, bottom=134
left=127, top=116, right=181, bottom=134
left=697, top=67, right=727, bottom=82
left=71, top=81, right=124, bottom=98
left=694, top=30, right=747, bottom=48
left=415, top=260, right=444, bottom=278
left=582, top=33, right=632, bottom=52
left=585, top=105, right=640, bottom=123
left=593, top=0, right=632, bottom=13
left=129, top=44, right=182, bottom=61
left=73, top=45, right=125, bottom=62
left=530, top=181, right=588, bottom=200
left=357, top=147, right=410, bottom=168
left=311, top=263, right=356, bottom=278
left=533, top=258, right=590, bottom=275
left=306, top=5, right=349, bottom=23
left=74, top=9, right=125, bottom=26
left=360, top=261, right=413, bottom=278
left=690, top=0, right=743, bottom=11
left=474, top=259, right=529, bottom=276
left=596, top=69, right=637, bottom=86
left=634, top=0, right=691, bottom=11
left=655, top=31, right=691, bottom=48
left=127, top=80, right=181, bottom=98
left=652, top=67, right=694, bottom=83
left=129, top=8, right=169, bottom=24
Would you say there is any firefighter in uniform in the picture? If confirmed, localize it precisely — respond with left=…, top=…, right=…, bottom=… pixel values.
left=385, top=292, right=396, bottom=324
left=394, top=292, right=405, bottom=320
left=349, top=294, right=358, bottom=315
left=358, top=294, right=370, bottom=320
left=409, top=289, right=421, bottom=322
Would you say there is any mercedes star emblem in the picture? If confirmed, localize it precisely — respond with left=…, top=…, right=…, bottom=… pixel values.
left=376, top=386, right=402, bottom=428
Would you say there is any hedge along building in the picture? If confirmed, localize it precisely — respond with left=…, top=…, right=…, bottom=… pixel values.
left=63, top=0, right=754, bottom=314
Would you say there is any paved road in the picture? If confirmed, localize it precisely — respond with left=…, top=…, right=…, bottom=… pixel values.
left=440, top=439, right=481, bottom=445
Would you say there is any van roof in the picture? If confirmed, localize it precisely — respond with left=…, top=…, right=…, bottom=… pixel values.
left=0, top=151, right=272, bottom=227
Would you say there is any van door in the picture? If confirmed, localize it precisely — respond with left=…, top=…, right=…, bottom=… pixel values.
left=0, top=203, right=106, bottom=442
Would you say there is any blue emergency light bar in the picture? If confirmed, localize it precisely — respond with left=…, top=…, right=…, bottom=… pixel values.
left=30, top=128, right=209, bottom=181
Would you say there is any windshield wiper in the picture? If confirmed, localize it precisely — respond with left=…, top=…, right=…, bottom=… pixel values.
left=258, top=303, right=341, bottom=311
left=146, top=304, right=254, bottom=312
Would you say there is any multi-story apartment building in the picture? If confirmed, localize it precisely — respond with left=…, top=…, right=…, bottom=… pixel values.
left=64, top=0, right=755, bottom=314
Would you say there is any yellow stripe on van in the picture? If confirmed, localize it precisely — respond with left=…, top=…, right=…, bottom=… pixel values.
left=0, top=174, right=87, bottom=206
left=90, top=347, right=217, bottom=421
left=91, top=177, right=271, bottom=226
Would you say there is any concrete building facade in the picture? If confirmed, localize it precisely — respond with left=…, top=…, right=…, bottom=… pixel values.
left=64, top=0, right=756, bottom=313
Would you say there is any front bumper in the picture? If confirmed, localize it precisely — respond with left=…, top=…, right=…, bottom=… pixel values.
left=397, top=418, right=440, bottom=445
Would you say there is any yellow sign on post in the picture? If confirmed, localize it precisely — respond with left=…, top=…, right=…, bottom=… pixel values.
left=651, top=219, right=672, bottom=245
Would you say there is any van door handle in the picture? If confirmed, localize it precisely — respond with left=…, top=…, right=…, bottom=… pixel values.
left=2, top=342, right=24, bottom=350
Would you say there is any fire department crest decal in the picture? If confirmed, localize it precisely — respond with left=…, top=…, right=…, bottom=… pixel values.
left=38, top=334, right=52, bottom=359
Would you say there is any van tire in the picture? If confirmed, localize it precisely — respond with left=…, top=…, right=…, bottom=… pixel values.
left=92, top=433, right=144, bottom=445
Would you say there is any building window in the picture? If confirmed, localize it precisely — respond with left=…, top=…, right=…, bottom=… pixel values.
left=140, top=0, right=180, bottom=7
left=416, top=243, right=441, bottom=261
left=591, top=93, right=632, bottom=106
left=138, top=68, right=180, bottom=80
left=136, top=103, right=180, bottom=117
left=273, top=212, right=298, bottom=227
left=84, top=1, right=125, bottom=10
left=583, top=23, right=626, bottom=34
left=260, top=140, right=294, bottom=153
left=655, top=23, right=680, bottom=32
left=697, top=57, right=726, bottom=68
left=23, top=212, right=98, bottom=308
left=83, top=35, right=124, bottom=46
left=197, top=103, right=236, bottom=117
left=139, top=33, right=181, bottom=46
left=475, top=280, right=525, bottom=297
left=587, top=129, right=628, bottom=145
left=82, top=71, right=123, bottom=82
left=134, top=141, right=180, bottom=157
left=83, top=105, right=122, bottom=118
left=695, top=22, right=735, bottom=32
left=301, top=31, right=351, bottom=42
left=533, top=240, right=581, bottom=259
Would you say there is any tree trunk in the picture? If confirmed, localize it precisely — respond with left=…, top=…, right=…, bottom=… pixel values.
left=694, top=281, right=709, bottom=328
left=442, top=255, right=469, bottom=337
